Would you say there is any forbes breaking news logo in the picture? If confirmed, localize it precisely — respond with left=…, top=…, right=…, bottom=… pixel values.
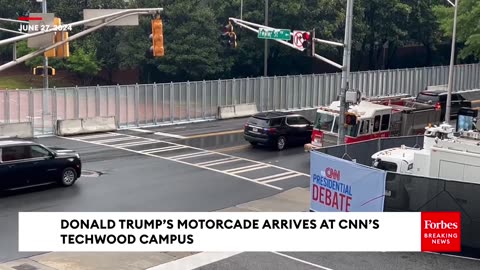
left=421, top=212, right=461, bottom=252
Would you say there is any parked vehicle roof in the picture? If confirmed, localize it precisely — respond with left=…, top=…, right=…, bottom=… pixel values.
left=0, top=140, right=36, bottom=147
left=252, top=112, right=297, bottom=119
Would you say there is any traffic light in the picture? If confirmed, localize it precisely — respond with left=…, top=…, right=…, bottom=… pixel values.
left=345, top=113, right=357, bottom=126
left=302, top=30, right=315, bottom=57
left=56, top=31, right=70, bottom=58
left=44, top=17, right=61, bottom=58
left=150, top=18, right=164, bottom=57
left=221, top=21, right=237, bottom=48
left=33, top=66, right=55, bottom=76
left=44, top=17, right=70, bottom=58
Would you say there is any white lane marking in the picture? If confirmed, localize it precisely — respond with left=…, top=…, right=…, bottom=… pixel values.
left=255, top=171, right=297, bottom=181
left=168, top=151, right=207, bottom=160
left=424, top=252, right=480, bottom=261
left=145, top=145, right=188, bottom=154
left=202, top=158, right=242, bottom=167
left=109, top=132, right=310, bottom=177
left=225, top=163, right=268, bottom=173
left=139, top=145, right=178, bottom=153
left=146, top=252, right=242, bottom=270
left=115, top=140, right=159, bottom=148
left=153, top=131, right=187, bottom=139
left=173, top=152, right=215, bottom=160
left=230, top=165, right=270, bottom=174
left=262, top=173, right=303, bottom=183
left=73, top=133, right=123, bottom=140
left=195, top=157, right=237, bottom=166
left=64, top=132, right=309, bottom=189
left=93, top=137, right=139, bottom=144
left=271, top=252, right=334, bottom=270
left=128, top=128, right=154, bottom=133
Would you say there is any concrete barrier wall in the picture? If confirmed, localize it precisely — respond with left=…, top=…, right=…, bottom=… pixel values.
left=0, top=122, right=33, bottom=139
left=56, top=116, right=117, bottom=136
left=56, top=119, right=83, bottom=136
left=82, top=116, right=116, bottom=133
left=217, top=103, right=258, bottom=119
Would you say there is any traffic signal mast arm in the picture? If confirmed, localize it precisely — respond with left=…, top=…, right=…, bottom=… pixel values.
left=0, top=8, right=163, bottom=72
left=228, top=17, right=344, bottom=70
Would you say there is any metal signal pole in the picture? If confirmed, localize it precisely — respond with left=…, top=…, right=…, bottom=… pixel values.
left=338, top=0, right=354, bottom=144
left=41, top=0, right=49, bottom=116
left=264, top=0, right=268, bottom=76
left=445, top=0, right=458, bottom=124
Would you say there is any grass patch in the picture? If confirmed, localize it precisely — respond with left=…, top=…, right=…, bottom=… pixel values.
left=0, top=73, right=79, bottom=90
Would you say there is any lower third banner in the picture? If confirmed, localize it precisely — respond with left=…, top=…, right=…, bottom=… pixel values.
left=18, top=212, right=461, bottom=252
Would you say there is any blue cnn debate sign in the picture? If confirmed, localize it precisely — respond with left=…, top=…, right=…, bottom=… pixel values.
left=310, top=151, right=387, bottom=212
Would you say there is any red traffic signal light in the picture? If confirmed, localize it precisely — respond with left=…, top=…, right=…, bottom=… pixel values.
left=302, top=30, right=315, bottom=56
left=302, top=32, right=311, bottom=41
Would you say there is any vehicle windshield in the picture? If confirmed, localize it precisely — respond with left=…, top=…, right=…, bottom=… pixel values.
left=314, top=112, right=336, bottom=132
left=372, top=160, right=398, bottom=172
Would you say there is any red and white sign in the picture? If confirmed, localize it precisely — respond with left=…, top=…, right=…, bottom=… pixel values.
left=293, top=30, right=306, bottom=48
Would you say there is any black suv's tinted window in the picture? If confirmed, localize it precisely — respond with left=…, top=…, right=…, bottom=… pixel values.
left=31, top=145, right=50, bottom=158
left=269, top=118, right=283, bottom=126
left=247, top=117, right=270, bottom=127
left=1, top=146, right=30, bottom=162
left=287, top=116, right=310, bottom=125
left=416, top=93, right=439, bottom=104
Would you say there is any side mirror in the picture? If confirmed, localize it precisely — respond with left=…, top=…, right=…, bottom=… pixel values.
left=49, top=151, right=57, bottom=159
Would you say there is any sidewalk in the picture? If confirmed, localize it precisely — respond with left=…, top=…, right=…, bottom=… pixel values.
left=0, top=187, right=310, bottom=270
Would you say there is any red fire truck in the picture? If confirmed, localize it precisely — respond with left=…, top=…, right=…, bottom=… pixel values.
left=304, top=94, right=441, bottom=150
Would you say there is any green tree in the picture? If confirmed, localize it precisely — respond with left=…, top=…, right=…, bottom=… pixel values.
left=65, top=39, right=102, bottom=85
left=434, top=0, right=480, bottom=61
left=404, top=0, right=443, bottom=66
left=130, top=0, right=232, bottom=82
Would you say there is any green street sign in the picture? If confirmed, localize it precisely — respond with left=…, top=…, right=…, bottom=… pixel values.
left=257, top=28, right=291, bottom=41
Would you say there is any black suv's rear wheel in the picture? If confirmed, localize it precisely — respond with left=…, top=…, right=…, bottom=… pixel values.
left=60, top=167, right=77, bottom=187
left=276, top=136, right=286, bottom=150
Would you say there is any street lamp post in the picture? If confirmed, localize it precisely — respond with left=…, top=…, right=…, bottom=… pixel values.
left=445, top=0, right=458, bottom=124
left=264, top=0, right=268, bottom=76
left=38, top=0, right=50, bottom=122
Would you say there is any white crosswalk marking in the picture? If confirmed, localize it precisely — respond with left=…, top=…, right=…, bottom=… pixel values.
left=255, top=171, right=297, bottom=181
left=62, top=132, right=309, bottom=190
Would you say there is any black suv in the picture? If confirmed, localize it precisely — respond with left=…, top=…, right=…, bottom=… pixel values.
left=0, top=140, right=82, bottom=191
left=244, top=112, right=313, bottom=150
left=416, top=87, right=480, bottom=121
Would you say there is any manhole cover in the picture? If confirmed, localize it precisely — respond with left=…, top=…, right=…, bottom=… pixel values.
left=82, top=170, right=103, bottom=177
left=13, top=264, right=38, bottom=270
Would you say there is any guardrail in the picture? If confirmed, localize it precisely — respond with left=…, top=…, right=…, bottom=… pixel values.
left=1, top=63, right=480, bottom=136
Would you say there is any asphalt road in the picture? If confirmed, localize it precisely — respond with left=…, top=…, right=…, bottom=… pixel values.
left=1, top=112, right=479, bottom=269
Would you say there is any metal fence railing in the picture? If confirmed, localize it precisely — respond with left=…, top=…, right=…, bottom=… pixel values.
left=1, top=63, right=480, bottom=135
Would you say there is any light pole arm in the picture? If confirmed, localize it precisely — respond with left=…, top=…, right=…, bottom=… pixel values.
left=228, top=17, right=344, bottom=70
left=0, top=11, right=153, bottom=72
left=0, top=8, right=163, bottom=47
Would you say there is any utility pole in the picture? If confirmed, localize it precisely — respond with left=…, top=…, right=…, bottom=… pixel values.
left=264, top=0, right=268, bottom=76
left=338, top=0, right=354, bottom=144
left=41, top=0, right=49, bottom=116
left=445, top=0, right=458, bottom=124
left=240, top=0, right=243, bottom=20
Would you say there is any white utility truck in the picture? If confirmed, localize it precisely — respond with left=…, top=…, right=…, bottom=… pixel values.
left=371, top=123, right=480, bottom=184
